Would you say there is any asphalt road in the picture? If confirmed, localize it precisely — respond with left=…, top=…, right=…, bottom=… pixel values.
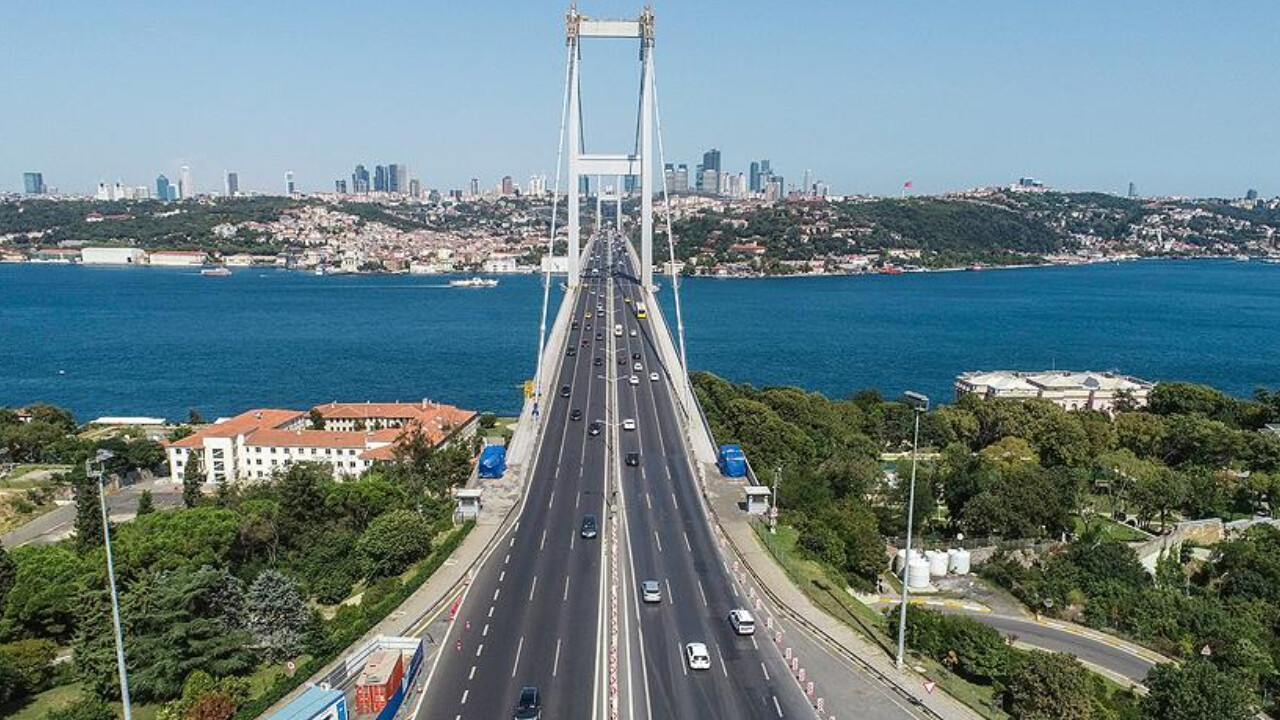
left=1, top=480, right=182, bottom=548
left=417, top=239, right=611, bottom=719
left=957, top=612, right=1157, bottom=684
left=610, top=241, right=816, bottom=719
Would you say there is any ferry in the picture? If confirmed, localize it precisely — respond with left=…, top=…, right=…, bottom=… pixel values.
left=449, top=277, right=499, bottom=288
left=200, top=267, right=232, bottom=277
left=879, top=266, right=904, bottom=275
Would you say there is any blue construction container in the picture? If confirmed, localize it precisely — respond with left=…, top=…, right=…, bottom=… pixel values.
left=267, top=686, right=347, bottom=720
left=718, top=445, right=747, bottom=477
left=478, top=445, right=507, bottom=478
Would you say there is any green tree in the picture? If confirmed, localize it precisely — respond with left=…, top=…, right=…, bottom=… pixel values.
left=308, top=408, right=325, bottom=430
left=357, top=509, right=432, bottom=578
left=73, top=475, right=105, bottom=552
left=0, top=544, right=15, bottom=611
left=0, top=638, right=57, bottom=697
left=245, top=570, right=307, bottom=662
left=187, top=408, right=205, bottom=425
left=1113, top=412, right=1168, bottom=460
left=1, top=544, right=87, bottom=641
left=1003, top=651, right=1098, bottom=720
left=275, top=463, right=336, bottom=546
left=1142, top=661, right=1255, bottom=720
left=182, top=452, right=203, bottom=508
left=136, top=489, right=155, bottom=516
left=21, top=403, right=77, bottom=433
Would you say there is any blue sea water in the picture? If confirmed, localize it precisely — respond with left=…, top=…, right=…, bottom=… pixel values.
left=1, top=260, right=1278, bottom=421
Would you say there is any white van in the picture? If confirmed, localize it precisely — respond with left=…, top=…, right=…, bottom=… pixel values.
left=728, top=608, right=755, bottom=636
left=614, top=324, right=623, bottom=337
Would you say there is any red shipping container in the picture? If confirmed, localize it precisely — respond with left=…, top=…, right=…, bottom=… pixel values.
left=355, top=650, right=405, bottom=715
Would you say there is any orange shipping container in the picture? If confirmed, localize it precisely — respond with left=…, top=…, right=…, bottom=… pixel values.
left=355, top=650, right=404, bottom=715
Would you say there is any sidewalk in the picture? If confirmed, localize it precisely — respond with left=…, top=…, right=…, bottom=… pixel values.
left=699, top=460, right=981, bottom=720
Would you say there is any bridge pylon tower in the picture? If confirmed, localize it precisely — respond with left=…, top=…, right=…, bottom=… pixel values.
left=565, top=4, right=656, bottom=290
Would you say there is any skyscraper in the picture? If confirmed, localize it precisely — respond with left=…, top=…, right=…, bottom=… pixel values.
left=469, top=178, right=480, bottom=197
left=501, top=176, right=515, bottom=196
left=22, top=172, right=45, bottom=195
left=352, top=165, right=370, bottom=194
left=335, top=179, right=348, bottom=194
left=1128, top=181, right=1138, bottom=199
left=373, top=165, right=389, bottom=192
left=156, top=174, right=171, bottom=201
left=1246, top=188, right=1259, bottom=201
left=285, top=171, right=295, bottom=195
left=224, top=171, right=239, bottom=198
left=749, top=162, right=760, bottom=193
left=702, top=148, right=721, bottom=173
left=179, top=165, right=193, bottom=199
left=388, top=164, right=408, bottom=194
left=675, top=164, right=689, bottom=193
left=802, top=169, right=812, bottom=195
left=408, top=178, right=421, bottom=198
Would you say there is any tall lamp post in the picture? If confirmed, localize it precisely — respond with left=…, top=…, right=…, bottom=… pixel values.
left=895, top=391, right=929, bottom=670
left=87, top=449, right=132, bottom=720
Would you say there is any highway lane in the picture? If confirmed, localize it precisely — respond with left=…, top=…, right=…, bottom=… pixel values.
left=418, top=238, right=612, bottom=720
left=610, top=243, right=816, bottom=719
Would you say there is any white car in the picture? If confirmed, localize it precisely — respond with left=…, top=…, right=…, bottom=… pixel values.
left=649, top=372, right=659, bottom=382
left=633, top=362, right=642, bottom=371
left=728, top=608, right=756, bottom=635
left=641, top=579, right=662, bottom=603
left=622, top=418, right=636, bottom=431
left=685, top=643, right=711, bottom=671
left=629, top=329, right=638, bottom=337
left=628, top=375, right=640, bottom=386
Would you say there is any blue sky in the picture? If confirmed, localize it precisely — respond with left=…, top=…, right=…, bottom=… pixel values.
left=3, top=1, right=1277, bottom=198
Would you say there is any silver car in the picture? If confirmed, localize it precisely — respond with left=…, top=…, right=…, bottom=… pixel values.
left=641, top=579, right=661, bottom=603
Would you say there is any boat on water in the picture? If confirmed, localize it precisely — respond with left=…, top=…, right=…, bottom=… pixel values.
left=449, top=277, right=499, bottom=288
left=879, top=266, right=904, bottom=275
left=966, top=263, right=984, bottom=271
left=1233, top=254, right=1250, bottom=262
left=200, top=267, right=232, bottom=277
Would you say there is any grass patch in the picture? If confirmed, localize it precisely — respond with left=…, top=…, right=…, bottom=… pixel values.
left=1, top=683, right=161, bottom=720
left=1072, top=514, right=1149, bottom=542
left=1, top=464, right=70, bottom=486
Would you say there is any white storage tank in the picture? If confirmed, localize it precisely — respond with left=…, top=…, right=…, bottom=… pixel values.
left=907, top=557, right=931, bottom=589
left=894, top=548, right=922, bottom=574
left=949, top=548, right=972, bottom=575
left=927, top=550, right=949, bottom=578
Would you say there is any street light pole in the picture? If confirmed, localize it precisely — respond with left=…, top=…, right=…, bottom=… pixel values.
left=89, top=450, right=132, bottom=720
left=896, top=391, right=929, bottom=670
left=770, top=465, right=780, bottom=534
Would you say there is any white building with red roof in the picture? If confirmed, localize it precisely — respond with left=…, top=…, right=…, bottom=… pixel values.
left=165, top=400, right=478, bottom=484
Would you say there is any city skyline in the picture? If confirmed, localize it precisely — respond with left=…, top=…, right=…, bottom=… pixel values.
left=4, top=2, right=1280, bottom=198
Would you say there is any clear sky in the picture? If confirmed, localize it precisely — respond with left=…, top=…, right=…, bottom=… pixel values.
left=3, top=1, right=1277, bottom=198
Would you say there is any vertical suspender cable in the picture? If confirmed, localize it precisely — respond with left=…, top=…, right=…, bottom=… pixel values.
left=648, top=53, right=692, bottom=416
left=534, top=42, right=576, bottom=418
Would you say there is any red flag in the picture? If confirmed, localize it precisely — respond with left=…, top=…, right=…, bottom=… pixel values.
left=903, top=181, right=914, bottom=188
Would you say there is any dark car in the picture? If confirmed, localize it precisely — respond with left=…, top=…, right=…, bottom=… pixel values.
left=570, top=408, right=582, bottom=421
left=588, top=421, right=601, bottom=436
left=566, top=347, right=577, bottom=356
left=632, top=352, right=641, bottom=360
left=559, top=385, right=571, bottom=398
left=625, top=452, right=640, bottom=467
left=595, top=332, right=603, bottom=341
left=514, top=685, right=541, bottom=720
left=584, top=323, right=592, bottom=331
left=617, top=354, right=626, bottom=365
left=580, top=514, right=598, bottom=539
left=594, top=356, right=604, bottom=366
left=571, top=321, right=579, bottom=329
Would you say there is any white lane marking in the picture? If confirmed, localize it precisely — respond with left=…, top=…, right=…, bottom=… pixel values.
left=570, top=533, right=575, bottom=550
left=511, top=635, right=524, bottom=678
left=529, top=576, right=538, bottom=601
left=493, top=587, right=500, bottom=601
left=716, top=643, right=728, bottom=677
left=683, top=531, right=692, bottom=552
left=510, top=536, right=515, bottom=547
left=468, top=665, right=476, bottom=680
left=487, top=605, right=494, bottom=618
left=482, top=624, right=489, bottom=637
left=772, top=695, right=783, bottom=717
left=761, top=661, right=770, bottom=681
left=563, top=574, right=571, bottom=600
left=697, top=579, right=708, bottom=607
left=504, top=553, right=510, bottom=565
left=576, top=491, right=581, bottom=508
left=679, top=644, right=688, bottom=676
left=499, top=570, right=505, bottom=583
left=540, top=528, right=547, bottom=550
left=646, top=492, right=651, bottom=510
left=548, top=489, right=556, bottom=509
left=666, top=578, right=673, bottom=604
left=751, top=635, right=758, bottom=650
left=475, top=643, right=484, bottom=657
left=460, top=689, right=468, bottom=704
left=653, top=530, right=662, bottom=552
left=553, top=637, right=562, bottom=677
